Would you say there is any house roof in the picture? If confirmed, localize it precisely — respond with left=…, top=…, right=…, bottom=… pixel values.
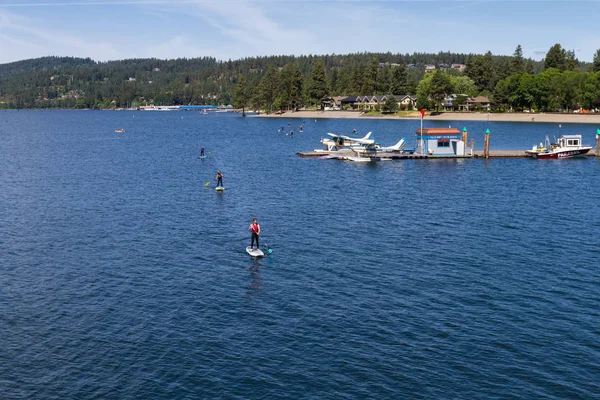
left=393, top=94, right=416, bottom=101
left=469, top=96, right=490, bottom=103
left=416, top=128, right=461, bottom=136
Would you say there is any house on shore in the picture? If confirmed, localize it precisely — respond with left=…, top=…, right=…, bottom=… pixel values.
left=467, top=96, right=490, bottom=110
left=442, top=95, right=490, bottom=111
left=322, top=95, right=416, bottom=110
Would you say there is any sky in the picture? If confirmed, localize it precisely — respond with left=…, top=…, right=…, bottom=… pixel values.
left=0, top=0, right=599, bottom=64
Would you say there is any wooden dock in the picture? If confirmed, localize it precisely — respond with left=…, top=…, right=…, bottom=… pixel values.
left=296, top=151, right=430, bottom=159
left=297, top=149, right=598, bottom=159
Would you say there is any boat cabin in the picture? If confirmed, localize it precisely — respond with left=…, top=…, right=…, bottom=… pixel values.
left=557, top=135, right=583, bottom=148
left=416, top=128, right=466, bottom=156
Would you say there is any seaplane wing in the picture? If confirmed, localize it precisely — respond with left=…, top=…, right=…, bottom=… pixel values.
left=346, top=137, right=375, bottom=145
left=328, top=131, right=373, bottom=140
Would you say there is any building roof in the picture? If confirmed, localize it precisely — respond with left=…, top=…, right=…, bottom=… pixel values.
left=394, top=94, right=416, bottom=101
left=469, top=96, right=490, bottom=103
left=416, top=128, right=461, bottom=136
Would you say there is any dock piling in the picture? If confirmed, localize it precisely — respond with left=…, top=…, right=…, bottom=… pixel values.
left=484, top=128, right=491, bottom=159
left=596, top=129, right=600, bottom=157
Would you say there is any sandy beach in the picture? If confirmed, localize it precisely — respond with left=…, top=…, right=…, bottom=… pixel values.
left=258, top=110, right=600, bottom=125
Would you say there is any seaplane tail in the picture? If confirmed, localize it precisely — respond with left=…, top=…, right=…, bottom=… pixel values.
left=381, top=138, right=407, bottom=152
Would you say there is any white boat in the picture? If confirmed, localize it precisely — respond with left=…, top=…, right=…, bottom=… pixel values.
left=525, top=134, right=592, bottom=159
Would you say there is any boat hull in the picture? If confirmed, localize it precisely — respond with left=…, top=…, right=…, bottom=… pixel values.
left=526, top=147, right=591, bottom=159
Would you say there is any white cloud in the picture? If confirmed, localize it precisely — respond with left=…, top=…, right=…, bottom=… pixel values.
left=0, top=9, right=120, bottom=63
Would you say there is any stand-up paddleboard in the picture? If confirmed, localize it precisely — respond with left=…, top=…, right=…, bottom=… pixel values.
left=246, top=246, right=264, bottom=257
left=199, top=155, right=206, bottom=159
left=215, top=186, right=225, bottom=192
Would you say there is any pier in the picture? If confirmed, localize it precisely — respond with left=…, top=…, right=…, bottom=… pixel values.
left=297, top=149, right=598, bottom=159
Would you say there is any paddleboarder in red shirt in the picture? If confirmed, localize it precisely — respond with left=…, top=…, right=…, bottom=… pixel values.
left=249, top=218, right=261, bottom=250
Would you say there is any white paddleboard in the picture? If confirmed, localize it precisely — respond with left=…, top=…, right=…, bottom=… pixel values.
left=246, top=246, right=264, bottom=257
left=199, top=155, right=206, bottom=159
left=215, top=186, right=225, bottom=191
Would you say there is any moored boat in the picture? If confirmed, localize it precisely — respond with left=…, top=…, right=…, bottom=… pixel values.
left=525, top=134, right=592, bottom=159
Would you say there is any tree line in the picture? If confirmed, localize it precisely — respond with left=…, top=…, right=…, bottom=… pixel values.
left=1, top=45, right=600, bottom=112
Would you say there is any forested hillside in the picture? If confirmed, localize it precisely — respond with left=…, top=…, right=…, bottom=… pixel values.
left=1, top=45, right=599, bottom=112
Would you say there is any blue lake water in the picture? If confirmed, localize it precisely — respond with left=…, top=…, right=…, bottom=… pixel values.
left=1, top=110, right=599, bottom=399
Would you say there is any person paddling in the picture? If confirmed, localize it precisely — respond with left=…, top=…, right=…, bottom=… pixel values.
left=215, top=171, right=223, bottom=187
left=200, top=146, right=205, bottom=157
left=248, top=218, right=261, bottom=250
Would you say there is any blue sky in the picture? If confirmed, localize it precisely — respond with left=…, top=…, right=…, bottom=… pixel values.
left=0, top=0, right=599, bottom=64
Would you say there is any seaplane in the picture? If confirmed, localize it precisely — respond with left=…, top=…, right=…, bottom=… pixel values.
left=320, top=131, right=375, bottom=150
left=339, top=137, right=409, bottom=162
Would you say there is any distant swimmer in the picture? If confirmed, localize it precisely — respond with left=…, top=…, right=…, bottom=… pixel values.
left=248, top=218, right=261, bottom=250
left=353, top=128, right=357, bottom=134
left=216, top=171, right=223, bottom=187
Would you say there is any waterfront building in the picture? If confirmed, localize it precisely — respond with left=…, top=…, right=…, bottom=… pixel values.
left=416, top=128, right=466, bottom=156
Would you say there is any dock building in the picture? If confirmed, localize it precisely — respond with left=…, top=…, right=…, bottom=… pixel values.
left=416, top=128, right=467, bottom=157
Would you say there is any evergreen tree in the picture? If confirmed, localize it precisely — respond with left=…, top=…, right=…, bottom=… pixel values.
left=381, top=94, right=399, bottom=114
left=307, top=60, right=328, bottom=109
left=544, top=44, right=566, bottom=71
left=279, top=63, right=304, bottom=110
left=525, top=59, right=536, bottom=75
left=233, top=74, right=249, bottom=116
left=376, top=65, right=392, bottom=94
left=564, top=49, right=579, bottom=71
left=496, top=58, right=512, bottom=82
left=510, top=45, right=524, bottom=75
left=330, top=68, right=339, bottom=94
left=465, top=51, right=496, bottom=92
left=390, top=64, right=409, bottom=95
left=257, top=66, right=279, bottom=113
left=361, top=58, right=378, bottom=94
left=593, top=49, right=600, bottom=72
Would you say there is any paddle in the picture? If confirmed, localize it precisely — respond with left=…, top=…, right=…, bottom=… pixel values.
left=204, top=181, right=211, bottom=186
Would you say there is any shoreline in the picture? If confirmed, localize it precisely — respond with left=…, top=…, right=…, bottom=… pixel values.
left=257, top=110, right=600, bottom=125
